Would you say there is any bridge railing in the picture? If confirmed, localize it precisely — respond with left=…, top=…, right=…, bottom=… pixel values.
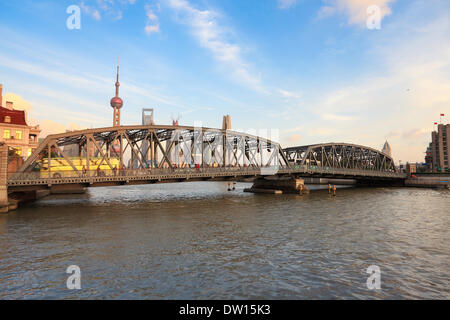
left=8, top=164, right=404, bottom=186
left=8, top=165, right=287, bottom=183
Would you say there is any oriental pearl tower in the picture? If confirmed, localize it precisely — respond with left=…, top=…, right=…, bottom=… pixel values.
left=110, top=59, right=123, bottom=126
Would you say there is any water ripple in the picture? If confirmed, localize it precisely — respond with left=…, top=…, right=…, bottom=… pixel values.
left=0, top=183, right=449, bottom=299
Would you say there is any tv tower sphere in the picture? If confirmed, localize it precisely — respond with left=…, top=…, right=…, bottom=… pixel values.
left=110, top=96, right=123, bottom=109
left=110, top=61, right=123, bottom=109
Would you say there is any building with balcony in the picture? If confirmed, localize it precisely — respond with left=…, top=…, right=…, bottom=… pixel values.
left=0, top=84, right=41, bottom=158
left=424, top=142, right=433, bottom=171
left=430, top=123, right=450, bottom=172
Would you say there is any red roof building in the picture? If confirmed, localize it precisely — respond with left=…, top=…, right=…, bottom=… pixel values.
left=0, top=106, right=28, bottom=126
left=0, top=84, right=41, bottom=158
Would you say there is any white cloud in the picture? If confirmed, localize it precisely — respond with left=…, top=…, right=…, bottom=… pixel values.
left=317, top=6, right=335, bottom=19
left=80, top=1, right=102, bottom=20
left=167, top=0, right=263, bottom=91
left=278, top=89, right=302, bottom=99
left=145, top=24, right=160, bottom=34
left=322, top=113, right=355, bottom=121
left=38, top=120, right=84, bottom=138
left=145, top=4, right=160, bottom=35
left=2, top=93, right=33, bottom=112
left=318, top=0, right=395, bottom=26
left=278, top=0, right=299, bottom=10
left=282, top=126, right=303, bottom=134
left=309, top=127, right=338, bottom=136
left=2, top=92, right=85, bottom=138
left=0, top=54, right=110, bottom=94
left=287, top=133, right=301, bottom=143
left=81, top=0, right=138, bottom=21
left=146, top=9, right=158, bottom=20
left=93, top=10, right=101, bottom=20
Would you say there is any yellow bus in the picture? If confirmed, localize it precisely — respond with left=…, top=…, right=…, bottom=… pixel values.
left=39, top=157, right=121, bottom=178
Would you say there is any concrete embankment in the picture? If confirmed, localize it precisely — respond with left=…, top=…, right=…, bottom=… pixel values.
left=405, top=175, right=450, bottom=189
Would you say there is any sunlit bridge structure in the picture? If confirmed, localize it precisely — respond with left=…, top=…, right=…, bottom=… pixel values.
left=284, top=143, right=397, bottom=174
left=8, top=125, right=290, bottom=189
left=6, top=125, right=404, bottom=194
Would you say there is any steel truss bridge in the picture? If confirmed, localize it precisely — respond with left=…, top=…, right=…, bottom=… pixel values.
left=7, top=125, right=404, bottom=192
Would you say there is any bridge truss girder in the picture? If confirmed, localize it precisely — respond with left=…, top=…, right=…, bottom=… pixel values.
left=13, top=125, right=289, bottom=180
left=283, top=143, right=396, bottom=173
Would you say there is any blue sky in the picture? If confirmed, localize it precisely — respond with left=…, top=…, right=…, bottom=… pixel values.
left=0, top=0, right=449, bottom=163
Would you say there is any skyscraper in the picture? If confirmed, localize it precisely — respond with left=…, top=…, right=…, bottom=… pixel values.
left=431, top=123, right=450, bottom=172
left=222, top=114, right=231, bottom=130
left=141, top=109, right=155, bottom=167
left=381, top=140, right=392, bottom=158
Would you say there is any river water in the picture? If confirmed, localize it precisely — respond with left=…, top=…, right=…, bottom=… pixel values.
left=0, top=182, right=449, bottom=299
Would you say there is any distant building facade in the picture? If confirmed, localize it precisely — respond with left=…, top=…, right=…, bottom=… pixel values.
left=424, top=142, right=433, bottom=171
left=405, top=163, right=417, bottom=175
left=62, top=131, right=94, bottom=158
left=430, top=124, right=450, bottom=172
left=222, top=114, right=232, bottom=130
left=0, top=84, right=40, bottom=158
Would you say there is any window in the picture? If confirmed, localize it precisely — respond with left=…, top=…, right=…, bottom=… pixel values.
left=15, top=130, right=22, bottom=140
left=16, top=149, right=21, bottom=156
left=28, top=148, right=32, bottom=157
left=4, top=116, right=11, bottom=123
left=3, top=130, right=10, bottom=139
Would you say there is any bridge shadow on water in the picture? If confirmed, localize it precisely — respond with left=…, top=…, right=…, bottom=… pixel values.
left=22, top=182, right=357, bottom=208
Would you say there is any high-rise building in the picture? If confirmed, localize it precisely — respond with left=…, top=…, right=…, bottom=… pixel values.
left=141, top=109, right=155, bottom=167
left=424, top=142, right=433, bottom=171
left=0, top=84, right=41, bottom=158
left=142, top=108, right=154, bottom=126
left=430, top=123, right=450, bottom=172
left=222, top=114, right=231, bottom=130
left=381, top=140, right=392, bottom=158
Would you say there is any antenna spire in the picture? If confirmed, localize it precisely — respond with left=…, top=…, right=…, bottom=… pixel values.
left=115, top=56, right=120, bottom=96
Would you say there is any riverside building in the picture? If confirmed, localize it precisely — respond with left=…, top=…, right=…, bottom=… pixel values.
left=0, top=84, right=40, bottom=158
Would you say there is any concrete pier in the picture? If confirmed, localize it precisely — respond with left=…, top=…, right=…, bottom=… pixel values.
left=0, top=144, right=9, bottom=213
left=244, top=176, right=309, bottom=195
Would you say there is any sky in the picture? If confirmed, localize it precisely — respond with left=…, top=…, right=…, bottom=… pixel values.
left=0, top=0, right=449, bottom=163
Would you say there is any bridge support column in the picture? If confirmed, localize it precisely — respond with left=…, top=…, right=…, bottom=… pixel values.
left=245, top=176, right=309, bottom=195
left=0, top=144, right=10, bottom=213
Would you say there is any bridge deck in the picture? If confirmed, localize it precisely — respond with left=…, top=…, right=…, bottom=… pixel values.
left=7, top=166, right=405, bottom=190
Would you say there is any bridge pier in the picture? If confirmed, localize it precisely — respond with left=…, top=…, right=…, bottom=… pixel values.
left=244, top=176, right=309, bottom=195
left=0, top=144, right=10, bottom=213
